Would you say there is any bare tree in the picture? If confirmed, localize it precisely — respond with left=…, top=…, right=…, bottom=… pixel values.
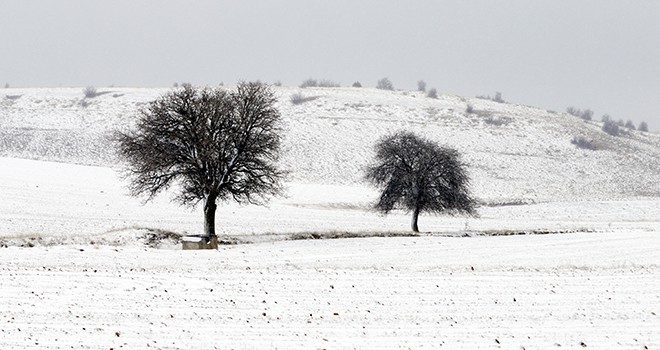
left=417, top=80, right=426, bottom=92
left=116, top=82, right=284, bottom=238
left=365, top=131, right=475, bottom=232
left=376, top=77, right=394, bottom=90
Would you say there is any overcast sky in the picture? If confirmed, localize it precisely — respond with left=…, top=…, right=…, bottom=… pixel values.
left=2, top=0, right=659, bottom=129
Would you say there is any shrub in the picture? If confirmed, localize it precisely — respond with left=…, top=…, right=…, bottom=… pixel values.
left=173, top=82, right=179, bottom=87
left=352, top=81, right=362, bottom=88
left=417, top=80, right=426, bottom=92
left=602, top=120, right=620, bottom=136
left=624, top=120, right=636, bottom=130
left=272, top=81, right=282, bottom=87
left=616, top=119, right=625, bottom=127
left=83, top=86, right=98, bottom=98
left=318, top=80, right=339, bottom=88
left=639, top=121, right=649, bottom=132
left=466, top=104, right=474, bottom=114
left=290, top=92, right=318, bottom=105
left=476, top=92, right=505, bottom=103
left=427, top=88, right=438, bottom=99
left=571, top=136, right=597, bottom=150
left=601, top=114, right=611, bottom=123
left=484, top=115, right=508, bottom=126
left=299, top=79, right=318, bottom=88
left=376, top=77, right=394, bottom=90
left=581, top=109, right=593, bottom=121
left=300, top=78, right=338, bottom=88
left=566, top=107, right=593, bottom=121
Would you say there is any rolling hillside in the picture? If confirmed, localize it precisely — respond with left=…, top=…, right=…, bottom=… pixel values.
left=2, top=86, right=660, bottom=204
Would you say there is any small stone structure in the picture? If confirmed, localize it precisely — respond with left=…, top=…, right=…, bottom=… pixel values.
left=182, top=235, right=218, bottom=250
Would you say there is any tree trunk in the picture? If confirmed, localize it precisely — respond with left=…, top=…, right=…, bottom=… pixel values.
left=203, top=193, right=218, bottom=237
left=411, top=206, right=420, bottom=233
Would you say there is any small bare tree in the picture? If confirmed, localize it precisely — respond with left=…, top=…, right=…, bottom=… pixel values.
left=376, top=77, right=394, bottom=90
left=417, top=80, right=426, bottom=92
left=365, top=131, right=475, bottom=232
left=116, top=82, right=284, bottom=238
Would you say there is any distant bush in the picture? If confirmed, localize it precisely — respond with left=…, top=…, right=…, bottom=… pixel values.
left=571, top=136, right=597, bottom=150
left=300, top=78, right=339, bottom=88
left=581, top=109, right=593, bottom=121
left=4, top=83, right=8, bottom=89
left=427, top=88, right=438, bottom=99
left=181, top=82, right=192, bottom=89
left=624, top=120, right=636, bottom=130
left=173, top=82, right=179, bottom=87
left=476, top=92, right=505, bottom=103
left=602, top=120, right=620, bottom=136
left=300, top=79, right=317, bottom=88
left=639, top=121, right=649, bottom=132
left=352, top=81, right=362, bottom=88
left=318, top=79, right=339, bottom=87
left=616, top=119, right=625, bottom=127
left=466, top=104, right=474, bottom=114
left=376, top=77, right=394, bottom=90
left=272, top=81, right=282, bottom=87
left=290, top=92, right=318, bottom=105
left=484, top=115, right=508, bottom=126
left=83, top=86, right=98, bottom=98
left=417, top=80, right=426, bottom=92
left=566, top=107, right=593, bottom=121
left=570, top=108, right=593, bottom=120
left=601, top=114, right=611, bottom=123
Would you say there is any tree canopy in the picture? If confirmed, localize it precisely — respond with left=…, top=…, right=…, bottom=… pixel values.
left=365, top=131, right=475, bottom=232
left=116, top=82, right=284, bottom=237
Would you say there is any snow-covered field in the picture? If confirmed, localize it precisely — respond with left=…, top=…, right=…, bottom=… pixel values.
left=1, top=232, right=658, bottom=349
left=1, top=87, right=659, bottom=348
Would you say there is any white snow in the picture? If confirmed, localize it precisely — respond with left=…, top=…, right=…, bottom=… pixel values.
left=0, top=233, right=658, bottom=349
left=0, top=87, right=659, bottom=349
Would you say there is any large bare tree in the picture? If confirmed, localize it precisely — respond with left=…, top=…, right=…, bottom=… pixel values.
left=365, top=131, right=475, bottom=232
left=116, top=82, right=284, bottom=238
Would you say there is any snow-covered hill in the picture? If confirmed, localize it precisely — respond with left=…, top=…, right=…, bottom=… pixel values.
left=1, top=87, right=659, bottom=350
left=2, top=86, right=660, bottom=204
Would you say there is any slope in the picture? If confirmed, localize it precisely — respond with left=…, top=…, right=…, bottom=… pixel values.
left=2, top=86, right=660, bottom=204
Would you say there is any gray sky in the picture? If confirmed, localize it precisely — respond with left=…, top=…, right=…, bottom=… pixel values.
left=2, top=0, right=659, bottom=130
